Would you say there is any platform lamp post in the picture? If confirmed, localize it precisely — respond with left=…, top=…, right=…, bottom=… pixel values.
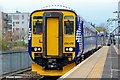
left=113, top=7, right=120, bottom=49
left=107, top=18, right=118, bottom=32
left=107, top=18, right=118, bottom=45
left=119, top=1, right=120, bottom=51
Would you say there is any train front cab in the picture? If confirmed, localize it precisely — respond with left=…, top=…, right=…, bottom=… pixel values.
left=30, top=10, right=77, bottom=76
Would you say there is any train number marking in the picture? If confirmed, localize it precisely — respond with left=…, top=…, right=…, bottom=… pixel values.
left=64, top=42, right=74, bottom=45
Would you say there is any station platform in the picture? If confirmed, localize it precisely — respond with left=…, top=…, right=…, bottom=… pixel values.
left=59, top=46, right=119, bottom=79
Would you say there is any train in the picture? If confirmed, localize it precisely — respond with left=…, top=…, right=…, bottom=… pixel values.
left=28, top=8, right=103, bottom=76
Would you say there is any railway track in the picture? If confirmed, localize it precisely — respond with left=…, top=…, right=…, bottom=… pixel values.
left=1, top=68, right=42, bottom=80
left=1, top=68, right=60, bottom=80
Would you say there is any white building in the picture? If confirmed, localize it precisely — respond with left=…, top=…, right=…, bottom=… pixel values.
left=0, top=12, right=10, bottom=38
left=0, top=11, right=12, bottom=50
left=0, top=12, right=9, bottom=32
left=8, top=11, right=30, bottom=42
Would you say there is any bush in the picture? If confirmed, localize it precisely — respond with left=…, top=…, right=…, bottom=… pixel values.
left=0, top=38, right=8, bottom=50
left=15, top=40, right=26, bottom=46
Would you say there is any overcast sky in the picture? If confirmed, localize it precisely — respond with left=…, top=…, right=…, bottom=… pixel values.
left=0, top=0, right=119, bottom=30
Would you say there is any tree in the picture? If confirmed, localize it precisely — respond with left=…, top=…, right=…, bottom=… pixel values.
left=96, top=27, right=107, bottom=32
left=0, top=36, right=2, bottom=50
left=96, top=23, right=108, bottom=33
left=0, top=37, right=8, bottom=50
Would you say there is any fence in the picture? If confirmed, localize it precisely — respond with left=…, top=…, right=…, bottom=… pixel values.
left=0, top=50, right=31, bottom=76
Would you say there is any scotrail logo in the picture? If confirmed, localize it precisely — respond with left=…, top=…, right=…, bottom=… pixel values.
left=76, top=23, right=82, bottom=43
left=76, top=22, right=83, bottom=56
left=28, top=28, right=31, bottom=40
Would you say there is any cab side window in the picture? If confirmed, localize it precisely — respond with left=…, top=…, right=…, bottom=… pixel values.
left=33, top=20, right=43, bottom=34
left=64, top=21, right=74, bottom=34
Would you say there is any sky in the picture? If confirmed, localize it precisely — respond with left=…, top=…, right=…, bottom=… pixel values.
left=0, top=0, right=119, bottom=31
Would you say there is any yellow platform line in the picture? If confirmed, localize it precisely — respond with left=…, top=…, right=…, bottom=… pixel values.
left=87, top=46, right=109, bottom=78
left=60, top=46, right=109, bottom=79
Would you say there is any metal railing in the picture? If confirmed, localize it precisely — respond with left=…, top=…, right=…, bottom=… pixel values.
left=0, top=50, right=31, bottom=76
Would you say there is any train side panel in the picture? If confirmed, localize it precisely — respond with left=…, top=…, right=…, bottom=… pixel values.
left=83, top=23, right=97, bottom=54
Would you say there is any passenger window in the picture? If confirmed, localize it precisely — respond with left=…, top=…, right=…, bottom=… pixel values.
left=64, top=21, right=74, bottom=34
left=33, top=20, right=43, bottom=34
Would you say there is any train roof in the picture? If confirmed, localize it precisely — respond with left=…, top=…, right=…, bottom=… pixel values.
left=79, top=17, right=99, bottom=33
left=30, top=8, right=77, bottom=16
left=76, top=15, right=99, bottom=33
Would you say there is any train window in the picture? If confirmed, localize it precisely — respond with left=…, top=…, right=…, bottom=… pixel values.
left=33, top=20, right=43, bottom=34
left=64, top=21, right=74, bottom=34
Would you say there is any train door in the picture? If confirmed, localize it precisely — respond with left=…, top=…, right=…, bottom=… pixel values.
left=43, top=12, right=63, bottom=57
left=47, top=18, right=59, bottom=56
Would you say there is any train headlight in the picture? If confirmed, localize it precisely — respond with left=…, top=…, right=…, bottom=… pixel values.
left=38, top=48, right=41, bottom=51
left=32, top=47, right=42, bottom=52
left=65, top=47, right=75, bottom=52
left=66, top=48, right=69, bottom=51
left=69, top=47, right=73, bottom=52
left=34, top=47, right=37, bottom=51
